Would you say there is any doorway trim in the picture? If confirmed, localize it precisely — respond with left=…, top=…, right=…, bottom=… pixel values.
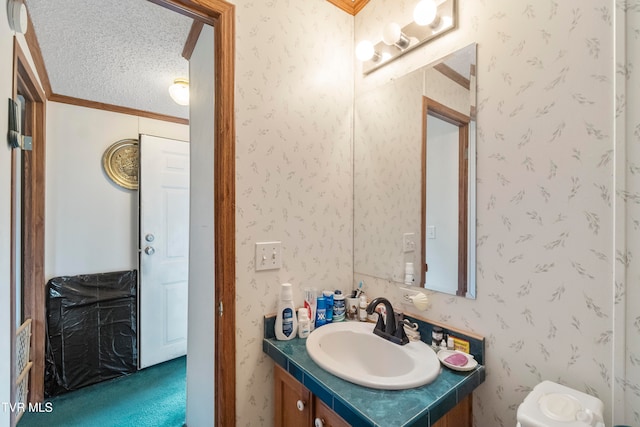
left=421, top=96, right=469, bottom=297
left=155, top=1, right=236, bottom=425
left=11, top=38, right=47, bottom=406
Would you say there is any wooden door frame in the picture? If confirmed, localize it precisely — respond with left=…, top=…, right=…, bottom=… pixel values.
left=421, top=96, right=469, bottom=297
left=11, top=38, right=47, bottom=407
left=153, top=1, right=236, bottom=425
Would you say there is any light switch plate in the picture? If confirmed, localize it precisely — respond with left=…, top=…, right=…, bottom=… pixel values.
left=403, top=233, right=416, bottom=253
left=427, top=226, right=436, bottom=239
left=255, top=241, right=282, bottom=271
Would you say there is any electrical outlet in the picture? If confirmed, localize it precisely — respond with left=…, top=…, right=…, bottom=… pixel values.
left=255, top=241, right=282, bottom=271
left=403, top=233, right=416, bottom=253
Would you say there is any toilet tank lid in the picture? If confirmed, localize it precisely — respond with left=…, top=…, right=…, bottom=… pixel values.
left=516, top=380, right=604, bottom=427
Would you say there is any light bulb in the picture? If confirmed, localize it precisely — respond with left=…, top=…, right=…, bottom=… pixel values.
left=382, top=23, right=401, bottom=46
left=382, top=22, right=410, bottom=49
left=169, top=78, right=189, bottom=106
left=414, top=0, right=438, bottom=26
left=356, top=40, right=375, bottom=61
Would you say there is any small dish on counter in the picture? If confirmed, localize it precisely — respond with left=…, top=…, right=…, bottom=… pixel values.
left=438, top=350, right=478, bottom=372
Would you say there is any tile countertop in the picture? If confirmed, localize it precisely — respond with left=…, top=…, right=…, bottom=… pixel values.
left=263, top=315, right=486, bottom=427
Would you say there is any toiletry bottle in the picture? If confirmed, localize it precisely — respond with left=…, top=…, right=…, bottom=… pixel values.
left=298, top=308, right=310, bottom=338
left=431, top=326, right=443, bottom=350
left=315, top=295, right=327, bottom=328
left=275, top=283, right=297, bottom=340
left=358, top=294, right=368, bottom=322
left=439, top=332, right=448, bottom=352
left=323, top=290, right=334, bottom=323
left=333, top=290, right=345, bottom=322
left=304, top=288, right=317, bottom=331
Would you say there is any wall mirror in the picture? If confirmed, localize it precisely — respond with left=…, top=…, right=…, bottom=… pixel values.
left=353, top=42, right=477, bottom=299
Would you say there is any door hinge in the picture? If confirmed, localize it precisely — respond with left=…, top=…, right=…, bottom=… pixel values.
left=218, top=301, right=224, bottom=317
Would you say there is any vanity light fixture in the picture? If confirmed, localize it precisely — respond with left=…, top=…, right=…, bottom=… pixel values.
left=356, top=0, right=457, bottom=74
left=168, top=78, right=189, bottom=106
left=382, top=23, right=410, bottom=50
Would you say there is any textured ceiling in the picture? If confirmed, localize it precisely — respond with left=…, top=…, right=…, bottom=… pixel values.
left=25, top=0, right=192, bottom=119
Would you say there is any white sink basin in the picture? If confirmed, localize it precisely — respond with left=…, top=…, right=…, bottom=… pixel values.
left=305, top=321, right=441, bottom=390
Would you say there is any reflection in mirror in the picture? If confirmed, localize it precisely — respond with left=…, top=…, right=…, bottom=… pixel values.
left=422, top=43, right=476, bottom=298
left=353, top=43, right=477, bottom=299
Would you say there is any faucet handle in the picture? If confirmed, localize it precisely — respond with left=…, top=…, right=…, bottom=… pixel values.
left=394, top=322, right=410, bottom=345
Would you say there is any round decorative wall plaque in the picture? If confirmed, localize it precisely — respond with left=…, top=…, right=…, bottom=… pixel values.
left=102, top=139, right=139, bottom=190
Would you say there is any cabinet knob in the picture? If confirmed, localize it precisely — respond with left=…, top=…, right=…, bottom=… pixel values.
left=314, top=418, right=325, bottom=427
left=296, top=400, right=306, bottom=411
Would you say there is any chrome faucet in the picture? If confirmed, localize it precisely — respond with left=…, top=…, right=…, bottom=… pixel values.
left=366, top=297, right=409, bottom=345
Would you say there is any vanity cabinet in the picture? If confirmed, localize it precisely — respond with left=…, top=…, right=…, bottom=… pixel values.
left=274, top=364, right=471, bottom=427
left=431, top=394, right=472, bottom=427
left=274, top=364, right=349, bottom=427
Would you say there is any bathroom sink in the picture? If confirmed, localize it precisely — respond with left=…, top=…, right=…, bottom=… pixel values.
left=305, top=321, right=441, bottom=390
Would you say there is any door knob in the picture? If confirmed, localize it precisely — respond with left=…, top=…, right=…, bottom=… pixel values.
left=296, top=400, right=305, bottom=411
left=145, top=233, right=155, bottom=242
left=314, top=418, right=325, bottom=427
left=144, top=246, right=155, bottom=255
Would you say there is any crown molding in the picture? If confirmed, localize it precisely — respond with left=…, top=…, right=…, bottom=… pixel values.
left=326, top=0, right=369, bottom=16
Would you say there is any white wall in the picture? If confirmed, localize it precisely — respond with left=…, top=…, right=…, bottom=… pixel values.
left=45, top=102, right=188, bottom=280
left=0, top=5, right=14, bottom=425
left=355, top=0, right=622, bottom=425
left=186, top=24, right=215, bottom=426
left=425, top=116, right=459, bottom=294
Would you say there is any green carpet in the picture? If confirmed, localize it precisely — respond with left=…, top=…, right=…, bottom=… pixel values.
left=19, top=357, right=186, bottom=427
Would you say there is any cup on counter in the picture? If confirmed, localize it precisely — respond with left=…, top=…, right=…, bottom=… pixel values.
left=346, top=297, right=359, bottom=320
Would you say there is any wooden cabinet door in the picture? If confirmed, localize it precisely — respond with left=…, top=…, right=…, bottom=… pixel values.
left=274, top=365, right=313, bottom=427
left=274, top=365, right=472, bottom=427
left=431, top=394, right=472, bottom=427
left=314, top=396, right=350, bottom=427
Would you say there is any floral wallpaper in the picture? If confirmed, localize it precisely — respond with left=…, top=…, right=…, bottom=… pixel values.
left=233, top=1, right=354, bottom=425
left=355, top=0, right=636, bottom=425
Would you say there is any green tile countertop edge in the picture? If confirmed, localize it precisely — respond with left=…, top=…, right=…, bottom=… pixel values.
left=263, top=324, right=486, bottom=427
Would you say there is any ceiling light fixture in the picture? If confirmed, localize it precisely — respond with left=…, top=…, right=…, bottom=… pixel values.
left=169, top=78, right=189, bottom=106
left=7, top=0, right=28, bottom=34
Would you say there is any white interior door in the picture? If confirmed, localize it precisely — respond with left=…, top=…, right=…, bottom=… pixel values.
left=139, top=134, right=190, bottom=369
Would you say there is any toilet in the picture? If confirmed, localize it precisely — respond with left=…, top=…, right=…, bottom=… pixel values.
left=516, top=380, right=605, bottom=427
